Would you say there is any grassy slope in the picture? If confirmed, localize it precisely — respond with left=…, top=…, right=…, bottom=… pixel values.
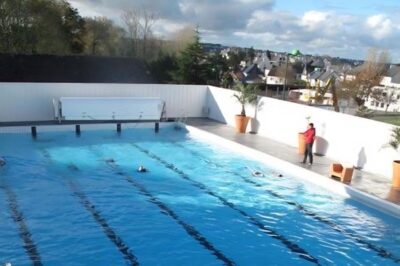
left=372, top=115, right=400, bottom=126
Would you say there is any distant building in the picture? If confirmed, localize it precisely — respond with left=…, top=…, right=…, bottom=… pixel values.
left=201, top=43, right=226, bottom=54
left=266, top=67, right=285, bottom=86
left=380, top=65, right=400, bottom=89
left=365, top=65, right=400, bottom=112
left=289, top=89, right=334, bottom=105
left=239, top=63, right=265, bottom=84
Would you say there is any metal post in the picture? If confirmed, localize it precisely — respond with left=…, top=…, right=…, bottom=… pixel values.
left=117, top=123, right=121, bottom=133
left=276, top=85, right=280, bottom=98
left=75, top=125, right=81, bottom=136
left=31, top=126, right=37, bottom=138
left=155, top=122, right=159, bottom=133
left=283, top=53, right=289, bottom=100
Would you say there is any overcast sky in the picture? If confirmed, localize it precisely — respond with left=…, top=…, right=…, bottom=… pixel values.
left=68, top=0, right=400, bottom=62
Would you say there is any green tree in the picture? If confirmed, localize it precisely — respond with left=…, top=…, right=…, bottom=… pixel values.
left=61, top=1, right=86, bottom=54
left=30, top=0, right=73, bottom=54
left=0, top=0, right=86, bottom=54
left=84, top=17, right=125, bottom=56
left=246, top=46, right=255, bottom=62
left=227, top=50, right=246, bottom=71
left=221, top=72, right=234, bottom=88
left=206, top=52, right=228, bottom=86
left=149, top=53, right=178, bottom=83
left=172, top=28, right=209, bottom=84
left=0, top=0, right=33, bottom=53
left=233, top=83, right=259, bottom=116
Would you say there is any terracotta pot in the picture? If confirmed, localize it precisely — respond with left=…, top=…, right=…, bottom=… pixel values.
left=387, top=187, right=400, bottom=202
left=298, top=132, right=306, bottom=154
left=392, top=161, right=400, bottom=189
left=235, top=115, right=250, bottom=133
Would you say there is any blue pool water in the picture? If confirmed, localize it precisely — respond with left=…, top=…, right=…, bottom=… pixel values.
left=0, top=125, right=399, bottom=266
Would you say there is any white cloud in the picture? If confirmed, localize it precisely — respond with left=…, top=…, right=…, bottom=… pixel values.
left=69, top=1, right=104, bottom=17
left=238, top=0, right=273, bottom=4
left=306, top=38, right=336, bottom=49
left=300, top=11, right=329, bottom=31
left=153, top=19, right=188, bottom=37
left=246, top=10, right=298, bottom=34
left=242, top=7, right=400, bottom=61
left=66, top=0, right=400, bottom=61
left=366, top=14, right=393, bottom=40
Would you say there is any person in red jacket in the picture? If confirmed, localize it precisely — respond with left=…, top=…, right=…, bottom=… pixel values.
left=302, top=123, right=316, bottom=165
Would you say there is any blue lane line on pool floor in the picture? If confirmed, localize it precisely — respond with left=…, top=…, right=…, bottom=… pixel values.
left=67, top=178, right=140, bottom=266
left=131, top=143, right=321, bottom=266
left=103, top=160, right=236, bottom=266
left=41, top=150, right=140, bottom=266
left=173, top=142, right=400, bottom=264
left=0, top=182, right=43, bottom=266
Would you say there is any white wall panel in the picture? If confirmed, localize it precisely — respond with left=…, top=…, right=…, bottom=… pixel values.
left=206, top=86, right=397, bottom=178
left=0, top=83, right=208, bottom=122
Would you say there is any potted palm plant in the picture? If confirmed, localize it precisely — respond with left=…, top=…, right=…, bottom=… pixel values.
left=233, top=83, right=259, bottom=133
left=388, top=127, right=400, bottom=189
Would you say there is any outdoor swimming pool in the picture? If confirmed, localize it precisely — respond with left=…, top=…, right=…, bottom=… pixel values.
left=0, top=124, right=399, bottom=265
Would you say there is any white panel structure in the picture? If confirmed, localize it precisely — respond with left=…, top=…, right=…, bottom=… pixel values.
left=59, top=97, right=164, bottom=120
left=0, top=83, right=208, bottom=122
left=206, top=86, right=396, bottom=178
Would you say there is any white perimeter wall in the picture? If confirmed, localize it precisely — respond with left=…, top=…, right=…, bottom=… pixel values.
left=206, top=86, right=396, bottom=178
left=0, top=83, right=208, bottom=122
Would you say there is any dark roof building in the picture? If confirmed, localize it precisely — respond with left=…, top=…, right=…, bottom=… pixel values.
left=310, top=59, right=325, bottom=69
left=309, top=70, right=324, bottom=80
left=318, top=70, right=340, bottom=82
left=386, top=65, right=400, bottom=78
left=242, top=63, right=264, bottom=84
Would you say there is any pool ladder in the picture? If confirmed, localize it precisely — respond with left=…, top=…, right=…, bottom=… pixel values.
left=175, top=111, right=187, bottom=125
left=174, top=110, right=187, bottom=130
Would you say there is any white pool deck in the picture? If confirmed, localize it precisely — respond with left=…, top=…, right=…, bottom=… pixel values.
left=187, top=118, right=400, bottom=208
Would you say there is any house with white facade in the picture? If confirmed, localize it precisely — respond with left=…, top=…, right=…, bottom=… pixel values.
left=266, top=66, right=285, bottom=86
left=365, top=65, right=400, bottom=112
left=380, top=65, right=400, bottom=89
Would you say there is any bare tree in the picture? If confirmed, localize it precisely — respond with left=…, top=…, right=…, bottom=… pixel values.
left=84, top=17, right=124, bottom=56
left=340, top=48, right=389, bottom=107
left=329, top=78, right=340, bottom=112
left=121, top=8, right=157, bottom=59
left=121, top=9, right=141, bottom=56
left=141, top=9, right=156, bottom=58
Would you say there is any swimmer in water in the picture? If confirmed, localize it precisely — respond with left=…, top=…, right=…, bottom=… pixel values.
left=105, top=158, right=115, bottom=164
left=0, top=157, right=6, bottom=167
left=247, top=166, right=264, bottom=177
left=252, top=170, right=264, bottom=177
left=137, top=165, right=147, bottom=173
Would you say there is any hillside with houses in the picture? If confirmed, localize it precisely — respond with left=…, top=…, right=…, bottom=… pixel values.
left=205, top=44, right=400, bottom=118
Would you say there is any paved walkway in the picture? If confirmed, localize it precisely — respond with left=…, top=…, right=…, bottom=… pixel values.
left=187, top=118, right=400, bottom=206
